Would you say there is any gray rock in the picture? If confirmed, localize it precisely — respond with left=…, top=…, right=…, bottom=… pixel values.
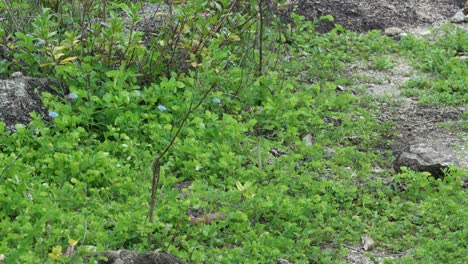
left=450, top=10, right=468, bottom=23
left=276, top=259, right=292, bottom=264
left=394, top=142, right=458, bottom=178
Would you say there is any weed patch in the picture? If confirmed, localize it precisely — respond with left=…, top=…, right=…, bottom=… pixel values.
left=0, top=2, right=466, bottom=263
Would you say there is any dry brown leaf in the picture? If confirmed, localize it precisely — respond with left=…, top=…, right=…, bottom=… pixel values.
left=189, top=212, right=226, bottom=225
left=361, top=234, right=375, bottom=251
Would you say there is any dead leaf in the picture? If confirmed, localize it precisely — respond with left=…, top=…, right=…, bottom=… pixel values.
left=361, top=234, right=375, bottom=251
left=303, top=134, right=313, bottom=146
left=189, top=212, right=226, bottom=225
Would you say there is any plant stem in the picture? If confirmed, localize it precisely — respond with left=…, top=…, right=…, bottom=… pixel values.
left=258, top=0, right=264, bottom=77
left=147, top=80, right=218, bottom=245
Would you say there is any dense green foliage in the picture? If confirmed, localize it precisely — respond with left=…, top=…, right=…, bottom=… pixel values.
left=0, top=1, right=466, bottom=263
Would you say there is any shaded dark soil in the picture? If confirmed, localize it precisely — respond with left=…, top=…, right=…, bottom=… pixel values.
left=88, top=250, right=185, bottom=264
left=297, top=0, right=465, bottom=32
left=0, top=73, right=62, bottom=131
left=384, top=104, right=465, bottom=151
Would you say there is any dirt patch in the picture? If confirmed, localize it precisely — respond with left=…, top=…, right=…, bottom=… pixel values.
left=297, top=0, right=465, bottom=32
left=343, top=245, right=406, bottom=264
left=348, top=56, right=413, bottom=97
left=385, top=103, right=466, bottom=166
left=347, top=55, right=467, bottom=173
left=0, top=72, right=62, bottom=131
left=87, top=250, right=185, bottom=264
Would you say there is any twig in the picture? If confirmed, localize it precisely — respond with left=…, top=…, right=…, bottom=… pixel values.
left=258, top=0, right=264, bottom=77
left=147, top=80, right=218, bottom=245
left=343, top=244, right=362, bottom=252
left=257, top=137, right=263, bottom=170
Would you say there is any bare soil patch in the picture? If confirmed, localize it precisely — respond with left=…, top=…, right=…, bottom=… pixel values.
left=348, top=56, right=467, bottom=167
left=297, top=0, right=465, bottom=32
left=0, top=72, right=62, bottom=131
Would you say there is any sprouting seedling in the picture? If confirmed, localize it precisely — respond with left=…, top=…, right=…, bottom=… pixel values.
left=236, top=181, right=255, bottom=200
left=47, top=237, right=78, bottom=262
left=48, top=245, right=63, bottom=261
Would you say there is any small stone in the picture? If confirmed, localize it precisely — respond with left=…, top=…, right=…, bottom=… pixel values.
left=384, top=27, right=403, bottom=36
left=335, top=85, right=345, bottom=91
left=277, top=259, right=292, bottom=264
left=450, top=10, right=467, bottom=23
left=361, top=235, right=375, bottom=251
left=303, top=134, right=313, bottom=146
left=83, top=245, right=97, bottom=252
left=419, top=29, right=432, bottom=36
left=11, top=72, right=23, bottom=78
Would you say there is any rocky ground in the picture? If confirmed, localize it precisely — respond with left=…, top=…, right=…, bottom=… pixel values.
left=348, top=55, right=468, bottom=174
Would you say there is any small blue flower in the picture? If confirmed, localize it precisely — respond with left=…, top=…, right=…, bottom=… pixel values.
left=134, top=91, right=141, bottom=97
left=34, top=40, right=44, bottom=47
left=66, top=92, right=78, bottom=99
left=212, top=98, right=221, bottom=104
left=48, top=111, right=59, bottom=118
left=158, top=105, right=167, bottom=111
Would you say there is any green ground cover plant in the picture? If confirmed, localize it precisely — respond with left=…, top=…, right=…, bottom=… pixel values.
left=0, top=1, right=466, bottom=263
left=399, top=24, right=468, bottom=106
